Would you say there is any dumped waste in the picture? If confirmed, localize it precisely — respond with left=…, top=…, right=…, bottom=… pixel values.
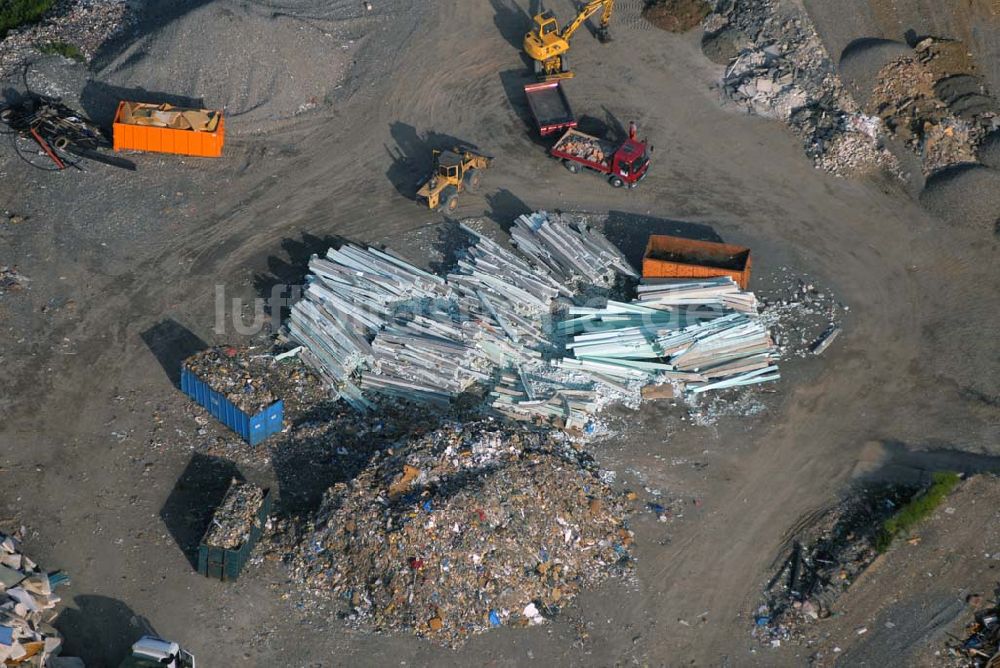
left=203, top=479, right=266, bottom=550
left=753, top=486, right=913, bottom=647
left=707, top=0, right=896, bottom=175
left=183, top=345, right=328, bottom=417
left=285, top=420, right=633, bottom=646
left=0, top=530, right=78, bottom=666
left=949, top=602, right=1000, bottom=667
left=287, top=212, right=784, bottom=431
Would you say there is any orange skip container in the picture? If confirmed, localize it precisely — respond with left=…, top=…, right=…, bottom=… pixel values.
left=113, top=101, right=225, bottom=158
left=642, top=234, right=752, bottom=289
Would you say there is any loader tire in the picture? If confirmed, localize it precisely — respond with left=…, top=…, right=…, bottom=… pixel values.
left=445, top=193, right=459, bottom=212
left=564, top=160, right=580, bottom=174
left=53, top=135, right=70, bottom=150
left=465, top=169, right=482, bottom=192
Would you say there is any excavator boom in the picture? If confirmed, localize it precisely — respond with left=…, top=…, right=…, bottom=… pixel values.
left=524, top=0, right=615, bottom=81
left=561, top=0, right=614, bottom=42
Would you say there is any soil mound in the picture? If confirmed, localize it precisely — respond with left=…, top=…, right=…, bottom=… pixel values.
left=92, top=0, right=354, bottom=131
left=920, top=164, right=1000, bottom=231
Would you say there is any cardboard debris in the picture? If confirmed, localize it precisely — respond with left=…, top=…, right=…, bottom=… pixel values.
left=120, top=102, right=221, bottom=132
left=0, top=530, right=78, bottom=667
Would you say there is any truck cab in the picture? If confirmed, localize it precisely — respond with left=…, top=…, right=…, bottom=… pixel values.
left=119, top=636, right=196, bottom=668
left=610, top=138, right=650, bottom=187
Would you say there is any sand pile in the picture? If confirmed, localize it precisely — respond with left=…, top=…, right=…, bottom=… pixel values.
left=287, top=421, right=632, bottom=645
left=92, top=0, right=359, bottom=131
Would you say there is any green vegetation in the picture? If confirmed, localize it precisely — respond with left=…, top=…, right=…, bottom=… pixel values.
left=37, top=40, right=85, bottom=62
left=875, top=471, right=961, bottom=553
left=0, top=0, right=56, bottom=39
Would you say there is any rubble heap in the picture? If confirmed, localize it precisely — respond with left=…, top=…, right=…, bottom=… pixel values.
left=288, top=213, right=637, bottom=412
left=183, top=346, right=327, bottom=416
left=869, top=38, right=998, bottom=175
left=0, top=0, right=134, bottom=79
left=752, top=486, right=912, bottom=647
left=0, top=266, right=29, bottom=296
left=0, top=531, right=77, bottom=666
left=287, top=421, right=632, bottom=645
left=552, top=133, right=613, bottom=166
left=203, top=479, right=266, bottom=550
left=287, top=214, right=792, bottom=431
left=948, top=602, right=1000, bottom=667
left=707, top=0, right=895, bottom=175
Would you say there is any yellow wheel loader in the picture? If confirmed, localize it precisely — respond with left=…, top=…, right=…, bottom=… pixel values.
left=524, top=0, right=615, bottom=81
left=416, top=147, right=493, bottom=212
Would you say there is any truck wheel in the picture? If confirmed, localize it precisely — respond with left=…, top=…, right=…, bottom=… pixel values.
left=564, top=160, right=580, bottom=174
left=609, top=175, right=624, bottom=188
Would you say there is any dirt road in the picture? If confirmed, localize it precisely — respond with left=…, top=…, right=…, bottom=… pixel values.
left=1, top=0, right=997, bottom=665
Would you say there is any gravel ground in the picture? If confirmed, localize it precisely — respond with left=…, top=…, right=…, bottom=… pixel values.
left=0, top=0, right=998, bottom=665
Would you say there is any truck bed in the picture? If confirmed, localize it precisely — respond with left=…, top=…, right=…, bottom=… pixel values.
left=523, top=81, right=576, bottom=136
left=550, top=129, right=616, bottom=170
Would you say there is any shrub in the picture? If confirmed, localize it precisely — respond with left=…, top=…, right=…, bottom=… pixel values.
left=875, top=471, right=961, bottom=553
left=0, top=0, right=56, bottom=39
left=37, top=40, right=84, bottom=62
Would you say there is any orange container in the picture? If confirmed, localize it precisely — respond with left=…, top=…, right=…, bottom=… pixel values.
left=642, top=234, right=752, bottom=289
left=113, top=101, right=224, bottom=157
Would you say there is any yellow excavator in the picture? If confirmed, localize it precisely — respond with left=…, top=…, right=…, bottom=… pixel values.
left=523, top=0, right=615, bottom=81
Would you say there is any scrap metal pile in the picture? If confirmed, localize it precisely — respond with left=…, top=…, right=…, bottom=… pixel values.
left=287, top=213, right=783, bottom=430
left=0, top=531, right=78, bottom=666
left=949, top=603, right=1000, bottom=667
left=203, top=479, right=266, bottom=550
left=287, top=421, right=632, bottom=646
left=0, top=93, right=132, bottom=171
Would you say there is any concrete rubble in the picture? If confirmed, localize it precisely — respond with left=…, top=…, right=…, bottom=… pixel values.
left=285, top=420, right=633, bottom=646
left=0, top=530, right=78, bottom=666
left=869, top=38, right=999, bottom=175
left=706, top=0, right=897, bottom=176
left=287, top=213, right=785, bottom=432
left=203, top=479, right=266, bottom=550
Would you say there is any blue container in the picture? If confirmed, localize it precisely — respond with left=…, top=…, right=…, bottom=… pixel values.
left=180, top=367, right=284, bottom=445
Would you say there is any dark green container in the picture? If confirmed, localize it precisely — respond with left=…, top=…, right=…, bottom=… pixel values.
left=197, top=488, right=272, bottom=582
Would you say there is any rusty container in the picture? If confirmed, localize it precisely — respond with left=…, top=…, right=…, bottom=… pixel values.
left=113, top=101, right=225, bottom=158
left=642, top=235, right=752, bottom=289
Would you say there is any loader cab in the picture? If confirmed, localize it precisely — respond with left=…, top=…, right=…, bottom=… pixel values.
left=435, top=150, right=464, bottom=183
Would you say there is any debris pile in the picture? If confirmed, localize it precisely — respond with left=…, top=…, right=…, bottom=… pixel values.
left=510, top=212, right=638, bottom=289
left=203, top=479, right=266, bottom=550
left=752, top=486, right=912, bottom=647
left=869, top=38, right=998, bottom=174
left=552, top=132, right=612, bottom=166
left=0, top=0, right=134, bottom=79
left=287, top=213, right=792, bottom=431
left=707, top=0, right=896, bottom=175
left=757, top=273, right=843, bottom=359
left=287, top=421, right=632, bottom=645
left=183, top=345, right=329, bottom=417
left=0, top=266, right=29, bottom=296
left=948, top=603, right=1000, bottom=667
left=558, top=277, right=778, bottom=396
left=0, top=530, right=77, bottom=666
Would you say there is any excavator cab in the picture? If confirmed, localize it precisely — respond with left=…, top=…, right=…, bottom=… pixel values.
left=524, top=0, right=615, bottom=81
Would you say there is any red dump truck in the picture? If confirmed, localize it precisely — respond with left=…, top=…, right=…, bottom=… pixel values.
left=524, top=81, right=577, bottom=137
left=550, top=123, right=651, bottom=188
